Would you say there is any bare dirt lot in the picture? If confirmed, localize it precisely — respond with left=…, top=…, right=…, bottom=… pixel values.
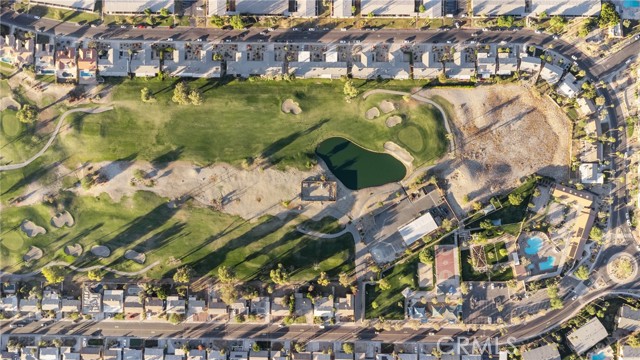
left=417, top=85, right=571, bottom=215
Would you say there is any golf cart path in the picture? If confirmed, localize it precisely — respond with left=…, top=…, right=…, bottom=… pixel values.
left=0, top=260, right=160, bottom=280
left=0, top=106, right=114, bottom=171
left=295, top=225, right=350, bottom=239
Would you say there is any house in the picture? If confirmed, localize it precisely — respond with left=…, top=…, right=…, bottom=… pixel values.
left=207, top=297, right=228, bottom=320
left=399, top=212, right=440, bottom=247
left=618, top=305, right=640, bottom=331
left=476, top=51, right=496, bottom=78
left=313, top=297, right=334, bottom=318
left=29, top=0, right=96, bottom=11
left=124, top=296, right=144, bottom=320
left=97, top=45, right=129, bottom=77
left=3, top=284, right=17, bottom=294
left=229, top=298, right=248, bottom=316
left=61, top=299, right=81, bottom=314
left=472, top=0, right=525, bottom=16
left=270, top=295, right=290, bottom=319
left=249, top=297, right=270, bottom=319
left=360, top=0, right=415, bottom=16
left=187, top=351, right=206, bottom=360
left=249, top=351, right=269, bottom=360
left=434, top=245, right=460, bottom=296
left=102, top=290, right=124, bottom=314
left=431, top=303, right=460, bottom=323
left=294, top=293, right=313, bottom=322
left=621, top=345, right=640, bottom=360
left=445, top=50, right=476, bottom=80
left=331, top=0, right=352, bottom=17
left=19, top=298, right=39, bottom=314
left=225, top=43, right=283, bottom=78
left=39, top=348, right=59, bottom=360
left=145, top=297, right=164, bottom=318
left=42, top=290, right=61, bottom=313
left=229, top=352, right=248, bottom=360
left=56, top=47, right=78, bottom=82
left=104, top=349, right=122, bottom=360
left=313, top=354, right=331, bottom=360
left=352, top=44, right=410, bottom=79
left=539, top=63, right=563, bottom=85
left=21, top=347, right=38, bottom=360
left=396, top=355, right=417, bottom=360
left=408, top=302, right=428, bottom=321
left=0, top=35, right=34, bottom=68
left=577, top=98, right=596, bottom=117
left=497, top=51, right=518, bottom=75
left=414, top=48, right=442, bottom=79
left=530, top=0, right=600, bottom=17
left=521, top=344, right=560, bottom=360
left=104, top=0, right=174, bottom=14
left=62, top=348, right=81, bottom=360
left=288, top=45, right=347, bottom=79
left=206, top=351, right=226, bottom=360
left=187, top=296, right=208, bottom=322
left=169, top=43, right=222, bottom=78
left=579, top=163, right=604, bottom=185
left=144, top=349, right=164, bottom=360
left=165, top=355, right=184, bottom=360
left=549, top=184, right=597, bottom=261
left=130, top=44, right=159, bottom=77
left=80, top=348, right=102, bottom=360
left=557, top=73, right=580, bottom=98
left=418, top=0, right=443, bottom=17
left=335, top=294, right=355, bottom=322
left=78, top=47, right=98, bottom=84
left=234, top=0, right=288, bottom=15
left=2, top=353, right=19, bottom=360
left=0, top=295, right=19, bottom=313
left=271, top=352, right=287, bottom=360
left=519, top=56, right=542, bottom=74
left=166, top=296, right=186, bottom=314
left=567, top=317, right=608, bottom=355
left=35, top=42, right=56, bottom=75
left=123, top=350, right=143, bottom=360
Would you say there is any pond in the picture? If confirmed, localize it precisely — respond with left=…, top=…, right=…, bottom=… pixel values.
left=316, top=137, right=406, bottom=190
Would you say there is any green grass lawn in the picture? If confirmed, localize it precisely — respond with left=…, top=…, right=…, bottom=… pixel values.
left=365, top=256, right=418, bottom=320
left=0, top=192, right=354, bottom=280
left=55, top=78, right=447, bottom=169
left=26, top=5, right=101, bottom=24
left=460, top=249, right=514, bottom=281
left=484, top=241, right=508, bottom=265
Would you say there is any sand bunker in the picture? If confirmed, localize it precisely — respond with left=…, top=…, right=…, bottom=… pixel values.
left=365, top=107, right=380, bottom=120
left=281, top=99, right=302, bottom=115
left=384, top=141, right=414, bottom=170
left=379, top=100, right=396, bottom=113
left=51, top=211, right=75, bottom=228
left=23, top=246, right=43, bottom=262
left=64, top=243, right=83, bottom=257
left=20, top=220, right=46, bottom=238
left=124, top=249, right=146, bottom=264
left=91, top=245, right=111, bottom=258
left=0, top=97, right=20, bottom=111
left=386, top=115, right=402, bottom=128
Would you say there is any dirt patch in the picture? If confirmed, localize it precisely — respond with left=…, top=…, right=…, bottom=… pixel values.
left=20, top=220, right=46, bottom=238
left=418, top=85, right=571, bottom=216
left=0, top=97, right=20, bottom=111
left=281, top=99, right=302, bottom=115
left=64, top=243, right=83, bottom=257
left=91, top=245, right=111, bottom=258
left=23, top=246, right=43, bottom=262
left=125, top=249, right=146, bottom=264
left=365, top=107, right=380, bottom=120
left=384, top=141, right=413, bottom=172
left=385, top=115, right=402, bottom=128
left=379, top=100, right=396, bottom=113
left=51, top=211, right=75, bottom=228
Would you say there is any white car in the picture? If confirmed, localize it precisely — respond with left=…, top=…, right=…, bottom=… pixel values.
left=571, top=55, right=578, bottom=60
left=196, top=6, right=203, bottom=10
left=33, top=15, right=41, bottom=19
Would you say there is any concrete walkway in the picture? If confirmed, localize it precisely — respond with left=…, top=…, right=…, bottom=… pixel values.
left=295, top=226, right=350, bottom=239
left=0, top=260, right=160, bottom=280
left=0, top=106, right=114, bottom=171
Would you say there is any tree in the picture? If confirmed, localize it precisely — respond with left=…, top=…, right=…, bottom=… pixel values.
left=343, top=79, right=359, bottom=101
left=87, top=269, right=104, bottom=281
left=188, top=89, right=203, bottom=106
left=351, top=6, right=356, bottom=15
left=582, top=82, right=597, bottom=99
left=220, top=284, right=238, bottom=305
left=550, top=16, right=567, bottom=30
left=623, top=19, right=631, bottom=28
left=17, top=104, right=38, bottom=124
left=143, top=8, right=152, bottom=16
left=294, top=343, right=306, bottom=353
left=211, top=15, right=224, bottom=27
left=53, top=9, right=63, bottom=20
left=574, top=265, right=590, bottom=280
left=628, top=332, right=640, bottom=348
left=595, top=96, right=606, bottom=106
left=270, top=263, right=290, bottom=285
left=590, top=226, right=603, bottom=241
left=598, top=2, right=620, bottom=28
left=419, top=249, right=433, bottom=265
left=539, top=11, right=548, bottom=18
left=229, top=15, right=245, bottom=30
left=378, top=278, right=391, bottom=291
left=217, top=265, right=236, bottom=283
left=42, top=266, right=65, bottom=284
left=173, top=266, right=193, bottom=283
left=172, top=82, right=190, bottom=105
left=342, top=343, right=354, bottom=354
left=418, top=4, right=426, bottom=13
left=140, top=87, right=152, bottom=102
left=338, top=272, right=351, bottom=287
left=497, top=15, right=514, bottom=28
left=508, top=193, right=524, bottom=206
left=317, top=271, right=330, bottom=286
left=168, top=313, right=184, bottom=325
left=460, top=282, right=469, bottom=295
left=160, top=7, right=169, bottom=17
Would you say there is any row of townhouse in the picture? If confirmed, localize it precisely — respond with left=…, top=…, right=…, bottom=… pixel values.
left=79, top=284, right=355, bottom=323
left=0, top=288, right=81, bottom=317
left=26, top=0, right=606, bottom=18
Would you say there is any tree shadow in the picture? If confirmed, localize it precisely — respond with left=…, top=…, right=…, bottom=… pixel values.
left=151, top=146, right=184, bottom=170
left=260, top=119, right=328, bottom=164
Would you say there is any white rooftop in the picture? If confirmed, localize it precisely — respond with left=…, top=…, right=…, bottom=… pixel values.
left=567, top=317, right=608, bottom=355
left=30, top=0, right=96, bottom=10
left=234, top=0, right=289, bottom=14
left=530, top=0, right=601, bottom=16
left=361, top=0, right=415, bottom=16
left=398, top=212, right=438, bottom=246
left=104, top=0, right=175, bottom=14
left=472, top=0, right=525, bottom=16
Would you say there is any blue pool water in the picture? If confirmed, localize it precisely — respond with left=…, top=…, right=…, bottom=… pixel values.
left=80, top=70, right=94, bottom=77
left=0, top=57, right=12, bottom=63
left=591, top=352, right=607, bottom=360
left=624, top=0, right=640, bottom=7
left=539, top=256, right=556, bottom=271
left=39, top=69, right=54, bottom=75
left=524, top=236, right=543, bottom=255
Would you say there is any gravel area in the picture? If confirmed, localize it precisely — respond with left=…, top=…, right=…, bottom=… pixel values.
left=91, top=245, right=111, bottom=258
left=64, top=243, right=83, bottom=257
left=385, top=115, right=402, bottom=128
left=379, top=100, right=396, bottom=113
left=125, top=249, right=146, bottom=264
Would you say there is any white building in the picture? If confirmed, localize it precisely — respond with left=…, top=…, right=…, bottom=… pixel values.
left=557, top=73, right=580, bottom=98
left=30, top=0, right=95, bottom=11
left=539, top=63, right=563, bottom=85
left=472, top=0, right=525, bottom=16
left=530, top=0, right=601, bottom=16
left=104, top=0, right=174, bottom=14
left=361, top=0, right=415, bottom=16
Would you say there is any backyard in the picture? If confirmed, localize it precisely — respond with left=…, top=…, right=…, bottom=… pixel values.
left=364, top=256, right=419, bottom=320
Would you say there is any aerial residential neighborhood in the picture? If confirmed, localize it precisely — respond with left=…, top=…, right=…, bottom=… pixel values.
left=0, top=0, right=640, bottom=359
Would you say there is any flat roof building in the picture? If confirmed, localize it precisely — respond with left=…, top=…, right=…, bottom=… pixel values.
left=530, top=0, right=601, bottom=16
left=332, top=0, right=353, bottom=17
left=104, top=0, right=174, bottom=14
left=521, top=344, right=560, bottom=360
left=398, top=212, right=439, bottom=246
left=30, top=0, right=96, bottom=11
left=234, top=0, right=289, bottom=15
left=361, top=0, right=415, bottom=16
left=540, top=63, right=564, bottom=85
left=618, top=305, right=640, bottom=331
left=567, top=317, right=608, bottom=355
left=550, top=184, right=597, bottom=261
left=472, top=0, right=525, bottom=16
left=557, top=73, right=580, bottom=98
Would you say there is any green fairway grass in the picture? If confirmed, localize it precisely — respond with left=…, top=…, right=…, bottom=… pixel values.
left=365, top=256, right=419, bottom=319
left=0, top=192, right=354, bottom=280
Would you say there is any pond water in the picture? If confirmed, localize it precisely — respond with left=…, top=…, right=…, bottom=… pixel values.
left=316, top=137, right=406, bottom=190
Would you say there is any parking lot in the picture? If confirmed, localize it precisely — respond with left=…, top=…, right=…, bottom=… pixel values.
left=462, top=282, right=512, bottom=324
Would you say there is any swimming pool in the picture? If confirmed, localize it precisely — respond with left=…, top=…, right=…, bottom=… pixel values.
left=539, top=256, right=556, bottom=271
left=0, top=57, right=12, bottom=63
left=524, top=236, right=543, bottom=255
left=80, top=70, right=95, bottom=77
left=591, top=352, right=607, bottom=360
left=624, top=0, right=640, bottom=7
left=39, top=69, right=54, bottom=75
